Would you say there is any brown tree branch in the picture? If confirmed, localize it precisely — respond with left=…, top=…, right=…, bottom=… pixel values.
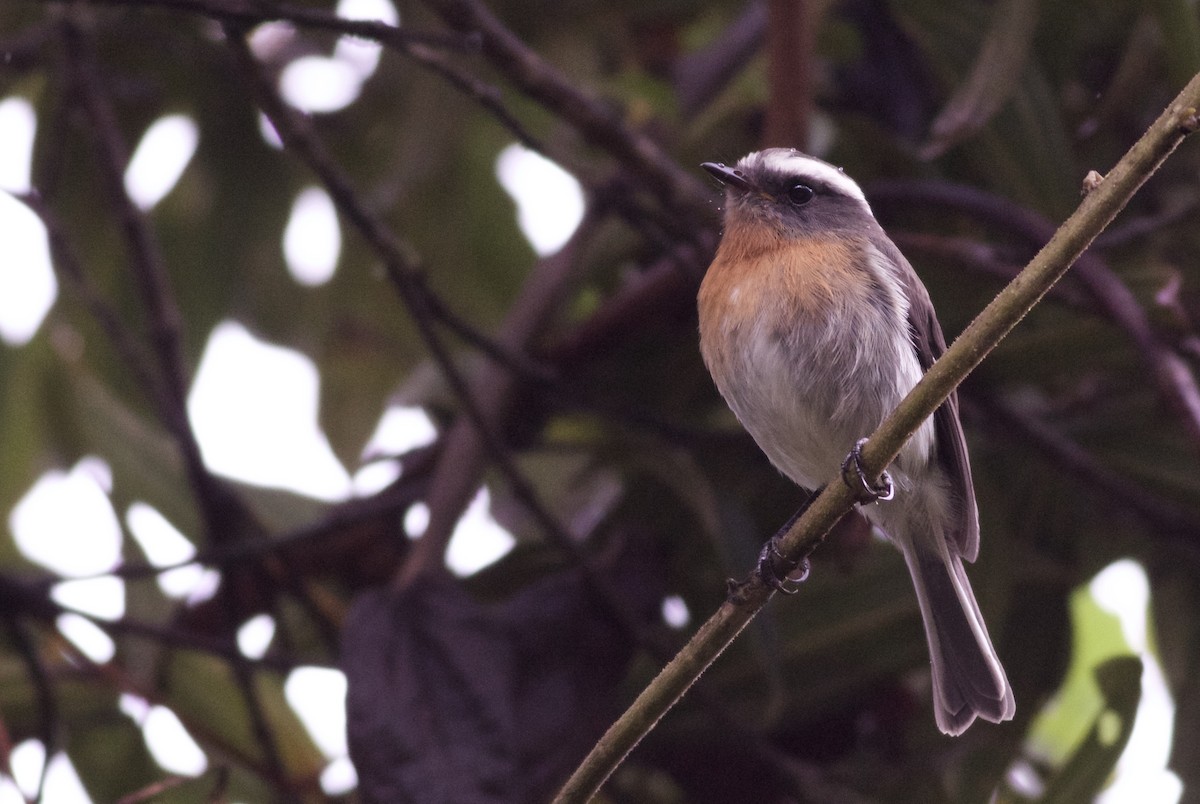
left=58, top=19, right=255, bottom=549
left=962, top=394, right=1200, bottom=557
left=51, top=0, right=475, bottom=51
left=17, top=191, right=172, bottom=421
left=397, top=214, right=601, bottom=586
left=554, top=70, right=1200, bottom=804
left=421, top=0, right=712, bottom=227
left=223, top=29, right=655, bottom=618
left=870, top=179, right=1200, bottom=459
left=763, top=0, right=815, bottom=148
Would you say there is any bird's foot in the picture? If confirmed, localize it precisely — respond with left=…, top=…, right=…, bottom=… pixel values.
left=755, top=536, right=810, bottom=595
left=841, top=438, right=894, bottom=503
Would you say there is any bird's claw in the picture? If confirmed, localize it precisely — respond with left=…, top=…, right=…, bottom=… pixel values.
left=756, top=537, right=810, bottom=594
left=841, top=438, right=894, bottom=503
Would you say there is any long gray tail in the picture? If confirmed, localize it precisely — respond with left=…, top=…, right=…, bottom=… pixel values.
left=902, top=541, right=1015, bottom=735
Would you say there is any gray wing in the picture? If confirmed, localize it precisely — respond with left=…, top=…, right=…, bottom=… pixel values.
left=889, top=241, right=981, bottom=561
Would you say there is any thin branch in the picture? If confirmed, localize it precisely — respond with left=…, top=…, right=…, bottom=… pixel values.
left=398, top=214, right=602, bottom=584
left=401, top=41, right=548, bottom=154
left=224, top=28, right=612, bottom=597
left=674, top=1, right=766, bottom=117
left=421, top=0, right=712, bottom=227
left=545, top=242, right=710, bottom=366
left=60, top=0, right=589, bottom=179
left=61, top=22, right=188, bottom=420
left=57, top=0, right=477, bottom=51
left=422, top=287, right=559, bottom=384
left=115, top=775, right=190, bottom=804
left=48, top=631, right=310, bottom=793
left=4, top=617, right=55, bottom=804
left=962, top=395, right=1200, bottom=556
left=1093, top=191, right=1199, bottom=248
left=889, top=230, right=1095, bottom=309
left=919, top=0, right=1040, bottom=159
left=63, top=445, right=435, bottom=587
left=870, top=179, right=1200, bottom=459
left=553, top=71, right=1200, bottom=804
left=16, top=192, right=172, bottom=417
left=763, top=0, right=815, bottom=148
left=59, top=19, right=252, bottom=548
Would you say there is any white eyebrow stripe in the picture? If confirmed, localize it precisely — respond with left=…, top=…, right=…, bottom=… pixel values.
left=746, top=150, right=869, bottom=207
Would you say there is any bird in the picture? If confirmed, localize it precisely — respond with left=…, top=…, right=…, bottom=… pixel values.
left=696, top=148, right=1015, bottom=736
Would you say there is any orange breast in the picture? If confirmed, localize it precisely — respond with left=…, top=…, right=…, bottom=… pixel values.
left=698, top=233, right=871, bottom=362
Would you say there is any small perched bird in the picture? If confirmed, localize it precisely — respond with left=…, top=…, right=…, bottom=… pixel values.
left=697, top=148, right=1015, bottom=735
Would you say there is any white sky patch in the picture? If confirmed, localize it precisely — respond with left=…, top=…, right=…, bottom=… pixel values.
left=285, top=667, right=348, bottom=758
left=9, top=740, right=44, bottom=801
left=248, top=20, right=296, bottom=61
left=276, top=0, right=395, bottom=115
left=41, top=754, right=92, bottom=804
left=119, top=697, right=211, bottom=782
left=0, top=192, right=57, bottom=345
left=334, top=0, right=398, bottom=78
left=362, top=406, right=437, bottom=460
left=403, top=502, right=429, bottom=538
left=188, top=321, right=352, bottom=501
left=125, top=502, right=219, bottom=601
left=351, top=459, right=401, bottom=496
left=1090, top=559, right=1182, bottom=804
left=280, top=56, right=362, bottom=114
left=284, top=186, right=341, bottom=285
left=446, top=487, right=515, bottom=577
left=258, top=112, right=284, bottom=149
left=661, top=595, right=690, bottom=629
left=495, top=143, right=585, bottom=255
left=1091, top=560, right=1148, bottom=651
left=143, top=706, right=208, bottom=776
left=119, top=693, right=151, bottom=723
left=124, top=114, right=199, bottom=210
left=1006, top=759, right=1044, bottom=799
left=10, top=458, right=122, bottom=576
left=52, top=576, right=125, bottom=621
left=237, top=613, right=276, bottom=659
left=56, top=613, right=116, bottom=663
left=125, top=503, right=194, bottom=565
left=0, top=96, right=36, bottom=191
left=321, top=755, right=358, bottom=795
left=0, top=96, right=55, bottom=345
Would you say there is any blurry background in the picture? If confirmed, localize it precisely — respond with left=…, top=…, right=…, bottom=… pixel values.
left=1, top=0, right=1198, bottom=801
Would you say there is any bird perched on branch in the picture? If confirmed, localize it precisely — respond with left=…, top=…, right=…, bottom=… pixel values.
left=697, top=148, right=1014, bottom=735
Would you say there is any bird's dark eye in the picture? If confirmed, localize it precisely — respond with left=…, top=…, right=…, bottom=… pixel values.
left=787, top=184, right=814, bottom=206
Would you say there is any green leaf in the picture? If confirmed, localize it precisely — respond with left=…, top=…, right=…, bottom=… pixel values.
left=1028, top=584, right=1136, bottom=764
left=1040, top=656, right=1143, bottom=804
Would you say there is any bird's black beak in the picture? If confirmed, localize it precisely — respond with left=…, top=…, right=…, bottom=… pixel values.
left=701, top=162, right=752, bottom=191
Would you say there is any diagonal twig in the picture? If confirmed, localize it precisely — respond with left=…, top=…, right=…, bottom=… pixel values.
left=58, top=19, right=253, bottom=547
left=554, top=71, right=1200, bottom=804
left=223, top=28, right=627, bottom=604
left=870, top=179, right=1200, bottom=459
left=962, top=394, right=1200, bottom=556
left=54, top=0, right=476, bottom=51
left=421, top=0, right=711, bottom=227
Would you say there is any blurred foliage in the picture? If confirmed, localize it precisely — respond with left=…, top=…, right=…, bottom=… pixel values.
left=1, top=0, right=1199, bottom=801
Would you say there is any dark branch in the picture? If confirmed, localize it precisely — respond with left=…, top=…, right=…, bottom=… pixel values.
left=52, top=0, right=476, bottom=51
left=870, top=179, right=1200, bottom=459
left=421, top=0, right=711, bottom=228
left=59, top=19, right=255, bottom=549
